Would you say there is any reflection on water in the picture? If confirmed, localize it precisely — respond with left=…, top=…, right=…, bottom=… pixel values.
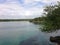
left=0, top=21, right=60, bottom=45
left=32, top=22, right=60, bottom=33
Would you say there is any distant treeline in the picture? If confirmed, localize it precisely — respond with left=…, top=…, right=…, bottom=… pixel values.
left=0, top=19, right=32, bottom=21
left=30, top=17, right=46, bottom=24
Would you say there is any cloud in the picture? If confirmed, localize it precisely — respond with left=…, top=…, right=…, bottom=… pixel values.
left=0, top=4, right=27, bottom=19
left=0, top=0, right=60, bottom=19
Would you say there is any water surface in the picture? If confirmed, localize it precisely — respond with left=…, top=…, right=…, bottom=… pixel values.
left=0, top=21, right=60, bottom=45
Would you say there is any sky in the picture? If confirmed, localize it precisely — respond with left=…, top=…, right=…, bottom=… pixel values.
left=0, top=0, right=60, bottom=19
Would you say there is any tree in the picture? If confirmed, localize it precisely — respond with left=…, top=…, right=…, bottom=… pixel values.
left=42, top=2, right=60, bottom=32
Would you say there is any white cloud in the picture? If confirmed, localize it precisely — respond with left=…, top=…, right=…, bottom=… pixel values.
left=0, top=0, right=60, bottom=19
left=24, top=0, right=60, bottom=5
left=0, top=0, right=44, bottom=19
left=0, top=4, right=27, bottom=19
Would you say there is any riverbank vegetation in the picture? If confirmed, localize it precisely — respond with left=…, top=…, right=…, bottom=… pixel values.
left=0, top=19, right=32, bottom=22
left=30, top=2, right=60, bottom=32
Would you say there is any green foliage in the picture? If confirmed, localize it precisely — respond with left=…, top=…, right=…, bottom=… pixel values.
left=30, top=2, right=60, bottom=32
left=42, top=2, right=60, bottom=32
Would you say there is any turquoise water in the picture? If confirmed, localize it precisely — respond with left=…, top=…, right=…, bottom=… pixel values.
left=0, top=21, right=60, bottom=45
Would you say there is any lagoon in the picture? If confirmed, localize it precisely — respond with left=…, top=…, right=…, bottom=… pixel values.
left=0, top=21, right=60, bottom=45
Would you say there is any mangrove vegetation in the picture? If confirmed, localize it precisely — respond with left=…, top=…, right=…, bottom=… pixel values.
left=30, top=2, right=60, bottom=32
